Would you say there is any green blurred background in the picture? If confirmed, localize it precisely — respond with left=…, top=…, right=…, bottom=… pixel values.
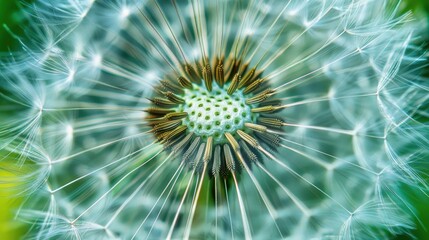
left=0, top=1, right=428, bottom=239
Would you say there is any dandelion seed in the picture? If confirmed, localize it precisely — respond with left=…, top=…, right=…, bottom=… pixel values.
left=0, top=0, right=428, bottom=239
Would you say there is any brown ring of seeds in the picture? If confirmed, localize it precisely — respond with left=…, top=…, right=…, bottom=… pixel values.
left=144, top=57, right=286, bottom=178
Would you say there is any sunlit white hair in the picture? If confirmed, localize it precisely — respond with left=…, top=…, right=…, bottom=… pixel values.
left=1, top=0, right=428, bottom=239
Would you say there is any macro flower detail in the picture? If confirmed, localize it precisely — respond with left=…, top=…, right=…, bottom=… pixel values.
left=146, top=57, right=285, bottom=178
left=1, top=0, right=428, bottom=239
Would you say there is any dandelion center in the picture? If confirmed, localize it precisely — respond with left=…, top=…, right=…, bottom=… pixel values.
left=182, top=83, right=254, bottom=143
left=145, top=57, right=285, bottom=177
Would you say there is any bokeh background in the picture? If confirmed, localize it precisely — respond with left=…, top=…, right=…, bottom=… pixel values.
left=0, top=1, right=428, bottom=239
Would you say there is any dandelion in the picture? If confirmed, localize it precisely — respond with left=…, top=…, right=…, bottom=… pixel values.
left=1, top=0, right=428, bottom=239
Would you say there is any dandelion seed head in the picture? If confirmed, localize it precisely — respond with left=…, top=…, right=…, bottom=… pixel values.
left=0, top=0, right=428, bottom=239
left=180, top=84, right=253, bottom=143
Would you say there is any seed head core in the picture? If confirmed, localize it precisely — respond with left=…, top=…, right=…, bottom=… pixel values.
left=181, top=83, right=255, bottom=143
left=145, top=57, right=284, bottom=177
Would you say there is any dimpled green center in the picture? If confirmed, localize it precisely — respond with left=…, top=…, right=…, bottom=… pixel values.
left=181, top=83, right=254, bottom=143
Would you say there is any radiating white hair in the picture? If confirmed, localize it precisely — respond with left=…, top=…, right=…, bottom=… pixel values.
left=0, top=0, right=428, bottom=239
